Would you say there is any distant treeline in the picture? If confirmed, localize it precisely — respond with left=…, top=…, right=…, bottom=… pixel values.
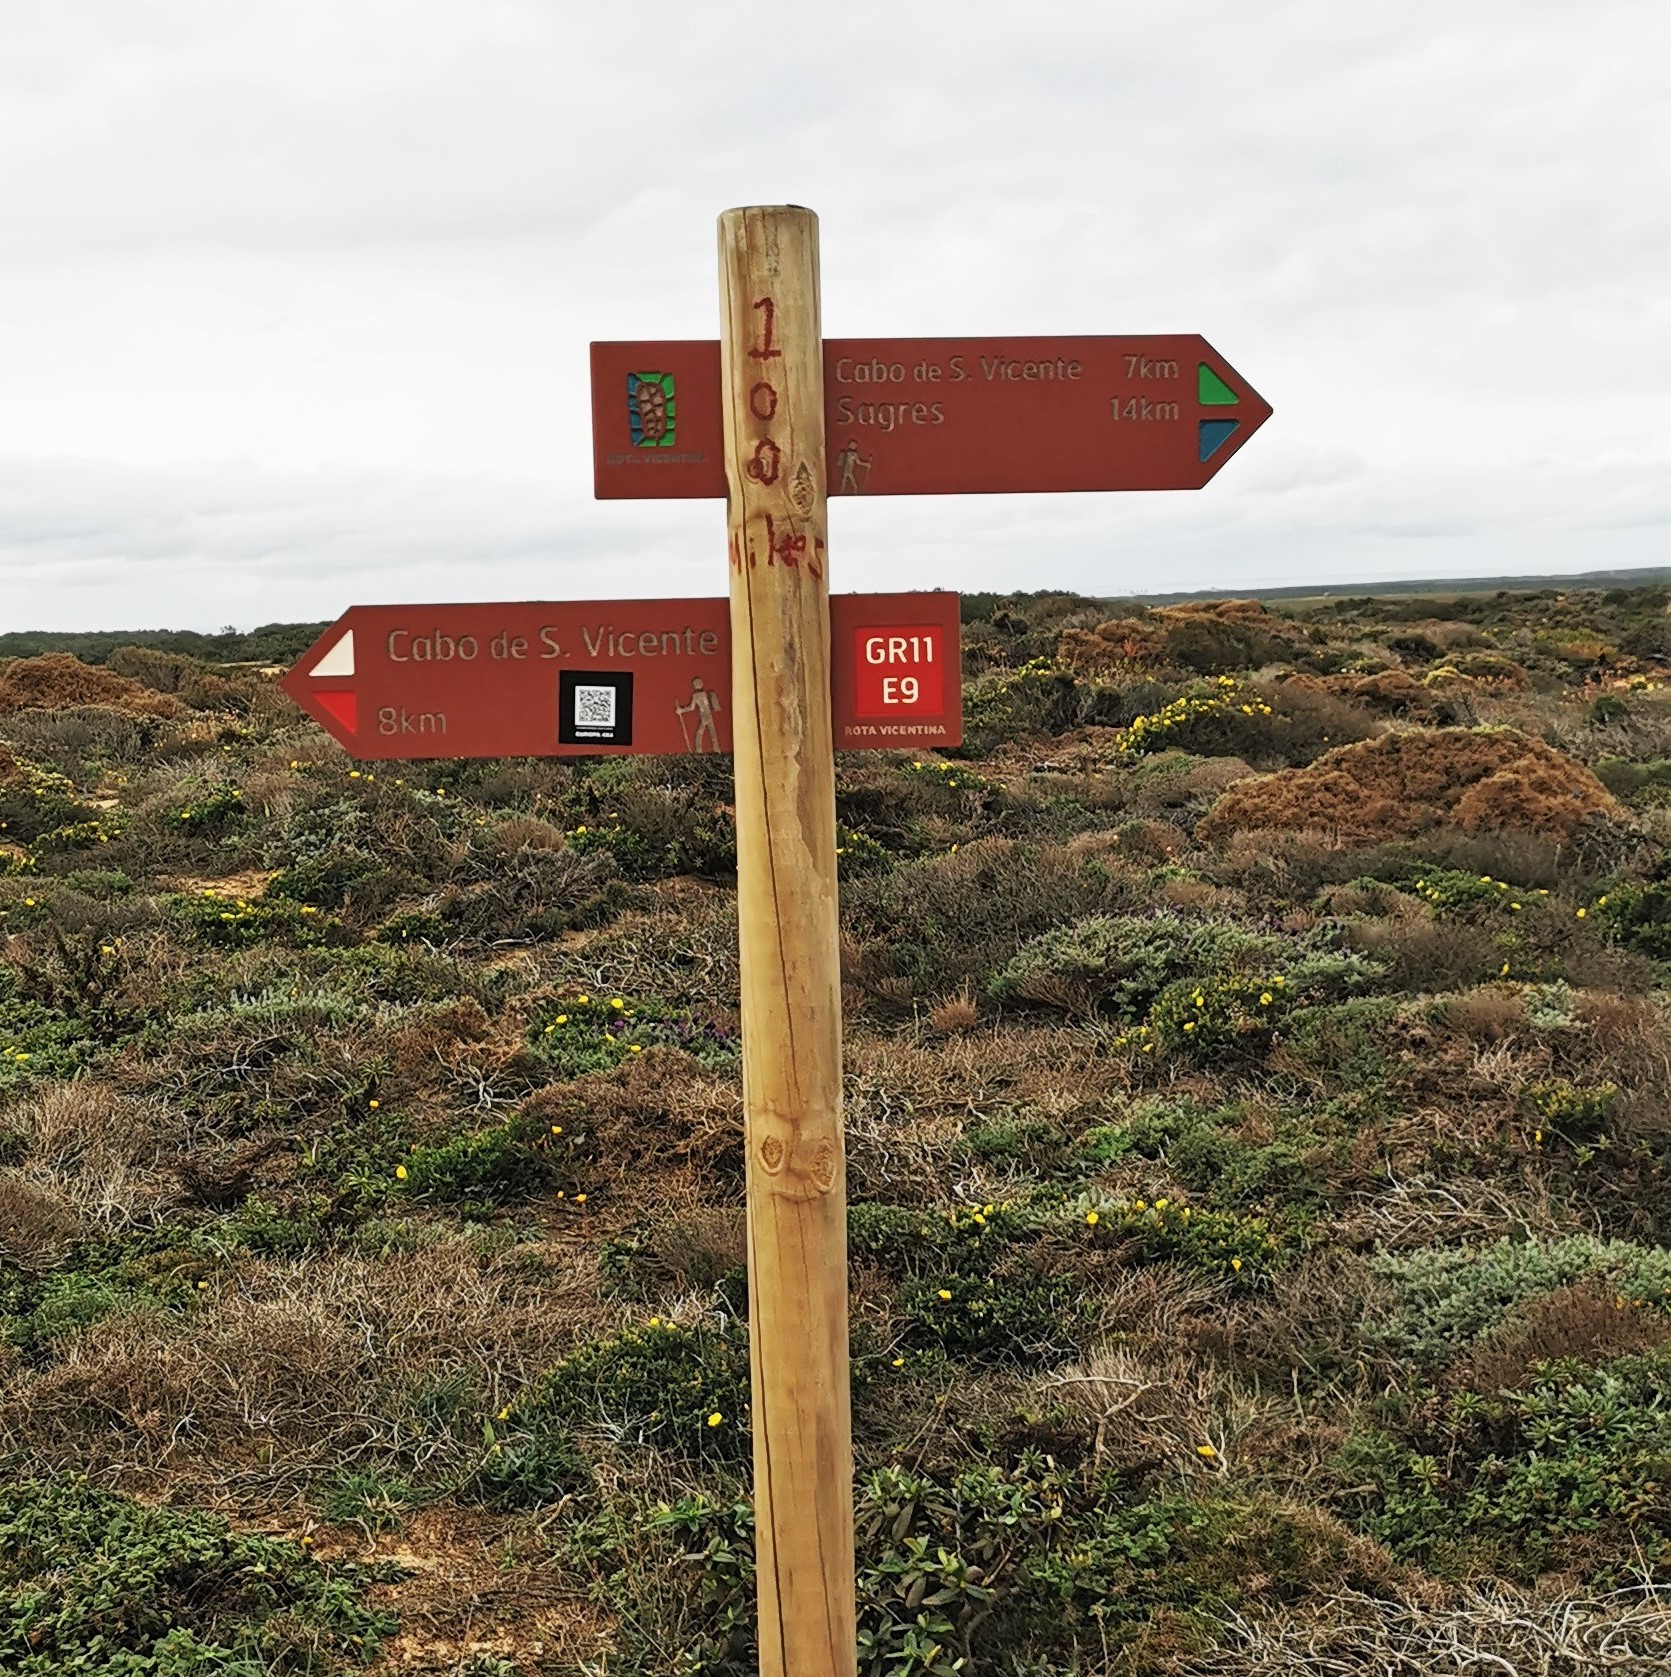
left=1106, top=566, right=1671, bottom=607
left=0, top=623, right=329, bottom=666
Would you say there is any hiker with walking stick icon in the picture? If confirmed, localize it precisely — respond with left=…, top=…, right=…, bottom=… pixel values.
left=676, top=677, right=723, bottom=753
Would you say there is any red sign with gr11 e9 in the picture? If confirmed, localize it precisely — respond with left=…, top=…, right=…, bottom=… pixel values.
left=282, top=592, right=961, bottom=760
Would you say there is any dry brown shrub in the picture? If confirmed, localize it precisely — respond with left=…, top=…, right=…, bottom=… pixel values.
left=1447, top=1282, right=1671, bottom=1393
left=1060, top=598, right=1300, bottom=677
left=104, top=646, right=241, bottom=710
left=1346, top=915, right=1504, bottom=994
left=1434, top=986, right=1530, bottom=1044
left=0, top=653, right=187, bottom=717
left=491, top=815, right=570, bottom=852
left=1197, top=728, right=1622, bottom=848
left=0, top=1242, right=608, bottom=1482
left=1193, top=1583, right=1671, bottom=1675
left=7, top=1081, right=172, bottom=1229
left=1185, top=1252, right=1391, bottom=1382
left=0, top=1176, right=82, bottom=1268
left=529, top=1050, right=743, bottom=1196
left=1058, top=617, right=1164, bottom=672
left=1315, top=667, right=1436, bottom=719
left=927, top=986, right=980, bottom=1035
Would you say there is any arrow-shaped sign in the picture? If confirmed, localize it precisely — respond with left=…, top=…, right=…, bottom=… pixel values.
left=281, top=593, right=962, bottom=761
left=591, top=335, right=1271, bottom=499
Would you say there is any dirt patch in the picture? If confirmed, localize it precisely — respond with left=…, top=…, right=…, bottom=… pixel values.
left=1197, top=727, right=1623, bottom=847
left=350, top=1508, right=611, bottom=1674
left=0, top=654, right=187, bottom=718
left=160, top=869, right=278, bottom=899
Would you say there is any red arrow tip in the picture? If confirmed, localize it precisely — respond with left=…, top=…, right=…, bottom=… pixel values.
left=314, top=690, right=358, bottom=735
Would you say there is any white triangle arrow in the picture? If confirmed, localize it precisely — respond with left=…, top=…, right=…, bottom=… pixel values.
left=311, top=629, right=355, bottom=678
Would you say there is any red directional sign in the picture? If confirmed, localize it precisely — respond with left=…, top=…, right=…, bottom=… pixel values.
left=281, top=593, right=961, bottom=761
left=592, top=336, right=1270, bottom=500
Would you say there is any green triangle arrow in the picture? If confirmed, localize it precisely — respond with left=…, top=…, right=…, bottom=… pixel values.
left=1198, top=364, right=1239, bottom=406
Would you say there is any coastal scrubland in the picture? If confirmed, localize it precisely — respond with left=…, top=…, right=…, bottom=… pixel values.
left=3, top=584, right=1671, bottom=1674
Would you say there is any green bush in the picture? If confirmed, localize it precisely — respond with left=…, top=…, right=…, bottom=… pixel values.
left=1593, top=755, right=1671, bottom=805
left=1078, top=1097, right=1330, bottom=1212
left=317, top=1469, right=422, bottom=1535
left=1407, top=868, right=1551, bottom=916
left=1141, top=972, right=1291, bottom=1060
left=1339, top=1347, right=1671, bottom=1578
left=844, top=841, right=1129, bottom=1001
left=530, top=990, right=740, bottom=1077
left=992, top=912, right=1377, bottom=1023
left=173, top=783, right=246, bottom=832
left=515, top=1318, right=752, bottom=1464
left=989, top=911, right=1270, bottom=1018
left=1524, top=1079, right=1619, bottom=1146
left=955, top=659, right=1116, bottom=754
left=899, top=1263, right=1077, bottom=1364
left=1077, top=1192, right=1284, bottom=1285
left=1368, top=1236, right=1671, bottom=1367
left=578, top=1464, right=1382, bottom=1677
left=0, top=1475, right=393, bottom=1674
left=169, top=889, right=343, bottom=949
left=1115, top=677, right=1273, bottom=755
left=566, top=784, right=736, bottom=881
left=1593, top=882, right=1671, bottom=958
left=0, top=966, right=112, bottom=1088
left=0, top=756, right=93, bottom=845
left=396, top=1123, right=556, bottom=1209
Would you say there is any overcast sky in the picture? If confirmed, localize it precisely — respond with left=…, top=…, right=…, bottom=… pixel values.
left=2, top=1, right=1666, bottom=630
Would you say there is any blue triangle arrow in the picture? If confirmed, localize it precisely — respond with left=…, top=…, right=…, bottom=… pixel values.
left=1199, top=419, right=1240, bottom=462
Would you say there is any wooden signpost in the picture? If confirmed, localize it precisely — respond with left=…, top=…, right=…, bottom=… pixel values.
left=287, top=202, right=1267, bottom=1677
left=718, top=205, right=855, bottom=1676
left=590, top=208, right=1270, bottom=1677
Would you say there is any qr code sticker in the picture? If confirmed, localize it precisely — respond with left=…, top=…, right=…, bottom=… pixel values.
left=573, top=684, right=617, bottom=729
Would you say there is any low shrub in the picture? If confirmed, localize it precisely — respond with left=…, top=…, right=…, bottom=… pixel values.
left=394, top=1122, right=560, bottom=1210
left=530, top=990, right=739, bottom=1077
left=1078, top=1191, right=1284, bottom=1285
left=0, top=653, right=188, bottom=717
left=515, top=1318, right=752, bottom=1464
left=1339, top=1346, right=1671, bottom=1578
left=1524, top=1079, right=1619, bottom=1146
left=0, top=750, right=93, bottom=845
left=168, top=888, right=344, bottom=949
left=1199, top=728, right=1623, bottom=848
left=1079, top=1097, right=1331, bottom=1212
left=0, top=1474, right=393, bottom=1672
left=578, top=1463, right=1382, bottom=1677
left=1367, top=1236, right=1671, bottom=1369
left=989, top=910, right=1279, bottom=1018
left=843, top=839, right=1131, bottom=1004
left=1593, top=881, right=1671, bottom=958
left=955, top=659, right=1125, bottom=754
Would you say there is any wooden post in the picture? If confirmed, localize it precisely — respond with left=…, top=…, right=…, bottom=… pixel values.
left=718, top=205, right=855, bottom=1677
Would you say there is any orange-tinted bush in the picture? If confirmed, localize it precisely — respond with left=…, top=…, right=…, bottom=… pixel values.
left=0, top=654, right=187, bottom=718
left=1197, top=728, right=1622, bottom=848
left=1060, top=598, right=1300, bottom=677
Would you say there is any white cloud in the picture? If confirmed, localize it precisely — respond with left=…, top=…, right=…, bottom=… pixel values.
left=0, top=0, right=1666, bottom=628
